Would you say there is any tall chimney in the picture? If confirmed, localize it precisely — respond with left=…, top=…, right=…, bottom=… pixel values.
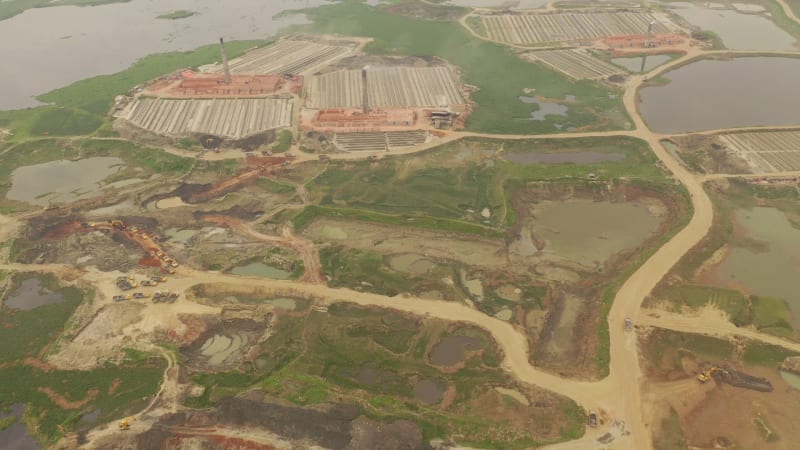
left=361, top=66, right=369, bottom=114
left=220, top=37, right=232, bottom=85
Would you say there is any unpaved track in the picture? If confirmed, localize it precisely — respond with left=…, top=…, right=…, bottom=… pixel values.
left=641, top=309, right=800, bottom=354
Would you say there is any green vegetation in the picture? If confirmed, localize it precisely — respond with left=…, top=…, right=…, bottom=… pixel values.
left=0, top=0, right=131, bottom=22
left=642, top=329, right=734, bottom=371
left=742, top=342, right=798, bottom=367
left=186, top=305, right=584, bottom=448
left=294, top=136, right=662, bottom=235
left=302, top=2, right=629, bottom=134
left=653, top=407, right=688, bottom=450
left=0, top=275, right=83, bottom=363
left=38, top=39, right=266, bottom=116
left=156, top=10, right=196, bottom=20
left=322, top=246, right=420, bottom=296
left=272, top=129, right=293, bottom=152
left=0, top=274, right=165, bottom=443
left=653, top=180, right=798, bottom=341
left=293, top=205, right=503, bottom=237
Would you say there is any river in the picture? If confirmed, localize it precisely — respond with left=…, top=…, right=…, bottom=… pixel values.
left=0, top=0, right=334, bottom=110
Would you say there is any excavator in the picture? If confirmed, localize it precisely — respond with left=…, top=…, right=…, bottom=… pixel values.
left=118, top=416, right=136, bottom=430
left=697, top=367, right=728, bottom=383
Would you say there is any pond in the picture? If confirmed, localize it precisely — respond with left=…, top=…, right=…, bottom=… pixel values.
left=3, top=278, right=65, bottom=311
left=0, top=0, right=334, bottom=109
left=611, top=54, right=672, bottom=73
left=413, top=379, right=445, bottom=405
left=519, top=96, right=569, bottom=121
left=6, top=157, right=125, bottom=206
left=531, top=200, right=660, bottom=264
left=639, top=57, right=800, bottom=133
left=0, top=404, right=39, bottom=450
left=230, top=262, right=291, bottom=279
left=429, top=335, right=483, bottom=366
left=669, top=2, right=797, bottom=51
left=713, top=207, right=800, bottom=327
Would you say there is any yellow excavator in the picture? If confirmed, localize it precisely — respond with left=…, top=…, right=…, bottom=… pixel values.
left=118, top=416, right=136, bottom=430
left=698, top=367, right=728, bottom=383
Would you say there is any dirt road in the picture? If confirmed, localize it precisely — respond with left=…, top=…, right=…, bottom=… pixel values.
left=641, top=309, right=800, bottom=354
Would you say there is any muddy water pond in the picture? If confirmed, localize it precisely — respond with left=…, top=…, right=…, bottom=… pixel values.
left=0, top=0, right=333, bottom=109
left=713, top=207, right=800, bottom=326
left=230, top=262, right=291, bottom=279
left=532, top=200, right=659, bottom=264
left=413, top=379, right=445, bottom=405
left=611, top=54, right=671, bottom=73
left=504, top=151, right=624, bottom=164
left=519, top=96, right=569, bottom=121
left=198, top=332, right=251, bottom=368
left=639, top=57, right=800, bottom=133
left=387, top=254, right=437, bottom=274
left=0, top=404, right=39, bottom=450
left=780, top=371, right=800, bottom=390
left=3, top=278, right=64, bottom=311
left=669, top=3, right=797, bottom=51
left=430, top=336, right=483, bottom=366
left=6, top=157, right=124, bottom=206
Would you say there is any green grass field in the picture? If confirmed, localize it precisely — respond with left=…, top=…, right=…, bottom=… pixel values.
left=301, top=2, right=629, bottom=134
left=295, top=136, right=664, bottom=234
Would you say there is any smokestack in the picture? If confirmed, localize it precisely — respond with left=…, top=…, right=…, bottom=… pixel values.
left=361, top=66, right=369, bottom=114
left=220, top=37, right=232, bottom=85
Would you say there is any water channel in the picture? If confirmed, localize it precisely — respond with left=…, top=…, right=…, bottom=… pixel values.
left=0, top=0, right=333, bottom=110
left=639, top=57, right=800, bottom=133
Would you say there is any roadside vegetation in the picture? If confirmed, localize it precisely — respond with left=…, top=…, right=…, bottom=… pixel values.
left=301, top=2, right=630, bottom=134
left=0, top=274, right=164, bottom=444
left=184, top=303, right=585, bottom=448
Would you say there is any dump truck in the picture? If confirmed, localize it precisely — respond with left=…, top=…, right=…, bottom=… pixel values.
left=624, top=317, right=633, bottom=331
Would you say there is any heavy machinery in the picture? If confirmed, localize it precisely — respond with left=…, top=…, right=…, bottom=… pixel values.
left=698, top=367, right=728, bottom=383
left=118, top=416, right=136, bottom=430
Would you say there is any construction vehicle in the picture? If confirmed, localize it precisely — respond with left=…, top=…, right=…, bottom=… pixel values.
left=624, top=317, right=633, bottom=331
left=118, top=416, right=136, bottom=430
left=170, top=261, right=179, bottom=268
left=698, top=367, right=728, bottom=383
left=587, top=411, right=599, bottom=428
left=109, top=220, right=124, bottom=228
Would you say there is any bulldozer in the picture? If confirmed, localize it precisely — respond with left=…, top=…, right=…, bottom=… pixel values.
left=698, top=367, right=728, bottom=383
left=118, top=416, right=136, bottom=430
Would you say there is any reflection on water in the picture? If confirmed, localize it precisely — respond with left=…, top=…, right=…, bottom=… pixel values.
left=639, top=57, right=800, bottom=133
left=0, top=0, right=333, bottom=109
